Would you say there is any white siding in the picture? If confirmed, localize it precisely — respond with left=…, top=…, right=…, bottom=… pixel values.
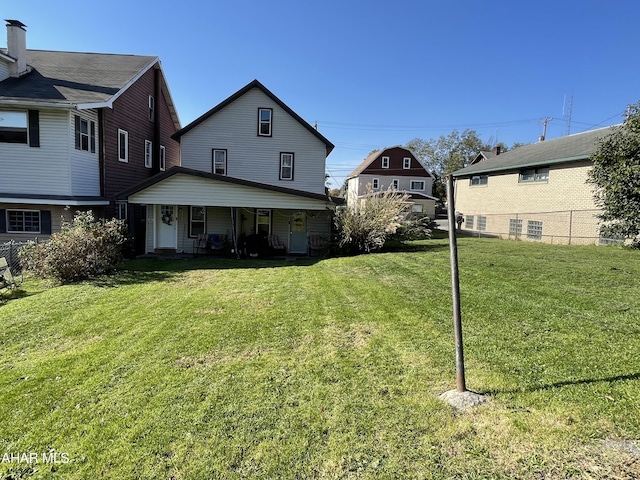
left=0, top=60, right=9, bottom=81
left=0, top=108, right=72, bottom=195
left=129, top=174, right=331, bottom=210
left=180, top=88, right=328, bottom=195
left=70, top=110, right=101, bottom=196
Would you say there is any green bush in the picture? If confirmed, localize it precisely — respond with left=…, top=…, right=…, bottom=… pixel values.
left=19, top=211, right=127, bottom=283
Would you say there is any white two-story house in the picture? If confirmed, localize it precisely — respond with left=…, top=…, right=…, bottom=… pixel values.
left=119, top=79, right=339, bottom=255
left=0, top=20, right=180, bottom=254
left=346, top=146, right=437, bottom=217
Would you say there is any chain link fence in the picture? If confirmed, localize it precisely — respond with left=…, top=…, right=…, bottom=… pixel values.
left=460, top=209, right=622, bottom=246
left=0, top=241, right=29, bottom=272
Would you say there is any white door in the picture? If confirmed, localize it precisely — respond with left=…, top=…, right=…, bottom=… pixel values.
left=156, top=205, right=177, bottom=249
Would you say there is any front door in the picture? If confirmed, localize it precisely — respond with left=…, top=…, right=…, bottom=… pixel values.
left=156, top=205, right=177, bottom=249
left=289, top=212, right=307, bottom=254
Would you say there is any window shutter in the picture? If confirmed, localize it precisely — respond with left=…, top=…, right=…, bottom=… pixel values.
left=0, top=209, right=5, bottom=233
left=74, top=115, right=81, bottom=150
left=41, top=211, right=52, bottom=234
left=28, top=110, right=40, bottom=147
left=90, top=120, right=96, bottom=153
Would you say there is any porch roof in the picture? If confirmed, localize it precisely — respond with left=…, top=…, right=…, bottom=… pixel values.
left=120, top=167, right=341, bottom=210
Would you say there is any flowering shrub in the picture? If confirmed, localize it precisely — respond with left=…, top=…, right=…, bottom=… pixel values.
left=335, top=187, right=432, bottom=254
left=20, top=211, right=127, bottom=283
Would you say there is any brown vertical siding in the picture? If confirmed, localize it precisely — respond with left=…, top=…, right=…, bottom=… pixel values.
left=360, top=146, right=428, bottom=176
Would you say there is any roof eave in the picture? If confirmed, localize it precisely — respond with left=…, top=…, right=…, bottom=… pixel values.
left=452, top=154, right=591, bottom=177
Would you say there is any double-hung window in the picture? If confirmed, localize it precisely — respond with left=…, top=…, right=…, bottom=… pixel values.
left=118, top=129, right=128, bottom=162
left=391, top=179, right=399, bottom=189
left=403, top=157, right=411, bottom=169
left=280, top=152, right=294, bottom=180
left=160, top=145, right=166, bottom=171
left=213, top=149, right=227, bottom=175
left=190, top=206, right=206, bottom=237
left=372, top=178, right=380, bottom=189
left=381, top=156, right=389, bottom=168
left=7, top=210, right=40, bottom=233
left=144, top=140, right=153, bottom=168
left=74, top=115, right=96, bottom=153
left=258, top=108, right=272, bottom=136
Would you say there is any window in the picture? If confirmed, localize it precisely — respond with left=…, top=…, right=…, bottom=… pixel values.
left=212, top=149, right=227, bottom=175
left=372, top=178, right=379, bottom=189
left=470, top=175, right=488, bottom=186
left=258, top=108, right=272, bottom=136
left=7, top=209, right=40, bottom=233
left=403, top=157, right=411, bottom=169
left=256, top=209, right=271, bottom=235
left=280, top=152, right=294, bottom=180
left=477, top=215, right=487, bottom=231
left=465, top=215, right=474, bottom=229
left=0, top=110, right=27, bottom=143
left=144, top=140, right=153, bottom=168
left=116, top=202, right=128, bottom=221
left=190, top=206, right=206, bottom=237
left=509, top=218, right=522, bottom=237
left=148, top=95, right=155, bottom=122
left=381, top=156, right=389, bottom=168
left=410, top=180, right=425, bottom=191
left=118, top=129, right=128, bottom=162
left=527, top=220, right=543, bottom=240
left=519, top=167, right=549, bottom=183
left=411, top=204, right=423, bottom=213
left=74, top=115, right=96, bottom=152
left=391, top=179, right=399, bottom=189
left=160, top=145, right=166, bottom=171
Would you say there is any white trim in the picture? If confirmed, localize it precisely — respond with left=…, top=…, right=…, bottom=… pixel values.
left=0, top=52, right=16, bottom=63
left=0, top=197, right=109, bottom=206
left=118, top=129, right=129, bottom=162
left=391, top=178, right=399, bottom=189
left=372, top=178, right=379, bottom=189
left=410, top=180, right=425, bottom=191
left=403, top=157, right=411, bottom=169
left=160, top=145, right=166, bottom=171
left=381, top=156, right=390, bottom=168
left=144, top=140, right=153, bottom=168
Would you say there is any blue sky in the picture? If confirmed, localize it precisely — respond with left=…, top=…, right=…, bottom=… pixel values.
left=4, top=1, right=639, bottom=188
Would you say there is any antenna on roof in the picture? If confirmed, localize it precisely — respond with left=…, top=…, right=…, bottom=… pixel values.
left=562, top=94, right=573, bottom=136
left=538, top=117, right=553, bottom=142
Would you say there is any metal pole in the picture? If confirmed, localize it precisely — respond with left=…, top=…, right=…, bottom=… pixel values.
left=446, top=175, right=466, bottom=392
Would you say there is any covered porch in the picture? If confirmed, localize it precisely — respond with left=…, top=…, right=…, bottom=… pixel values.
left=120, top=167, right=338, bottom=256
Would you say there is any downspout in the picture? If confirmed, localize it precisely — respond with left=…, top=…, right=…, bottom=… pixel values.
left=98, top=108, right=106, bottom=203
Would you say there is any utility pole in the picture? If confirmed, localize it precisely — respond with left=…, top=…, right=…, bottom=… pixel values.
left=538, top=117, right=553, bottom=142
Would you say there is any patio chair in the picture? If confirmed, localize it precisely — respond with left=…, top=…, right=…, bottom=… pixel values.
left=267, top=234, right=286, bottom=255
left=193, top=233, right=209, bottom=257
left=308, top=234, right=328, bottom=257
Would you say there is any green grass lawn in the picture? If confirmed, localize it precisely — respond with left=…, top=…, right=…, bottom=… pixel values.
left=1, top=235, right=640, bottom=479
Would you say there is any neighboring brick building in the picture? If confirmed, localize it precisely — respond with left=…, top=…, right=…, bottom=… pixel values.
left=451, top=126, right=617, bottom=245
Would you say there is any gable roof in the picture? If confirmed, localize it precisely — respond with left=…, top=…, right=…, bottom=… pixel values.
left=116, top=166, right=344, bottom=204
left=171, top=79, right=334, bottom=156
left=346, top=145, right=432, bottom=179
left=452, top=126, right=618, bottom=177
left=0, top=49, right=180, bottom=129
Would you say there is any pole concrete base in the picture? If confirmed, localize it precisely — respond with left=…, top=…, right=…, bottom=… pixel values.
left=439, top=389, right=487, bottom=410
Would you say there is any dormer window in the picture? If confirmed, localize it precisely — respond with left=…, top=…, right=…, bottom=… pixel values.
left=403, top=157, right=411, bottom=169
left=381, top=156, right=389, bottom=168
left=258, top=108, right=272, bottom=136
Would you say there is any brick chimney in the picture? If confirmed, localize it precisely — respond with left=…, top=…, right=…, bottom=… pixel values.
left=5, top=19, right=28, bottom=77
left=493, top=145, right=501, bottom=156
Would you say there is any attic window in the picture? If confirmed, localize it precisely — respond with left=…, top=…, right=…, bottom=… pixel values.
left=381, top=156, right=389, bottom=168
left=258, top=108, right=272, bottom=136
left=403, top=157, right=411, bottom=169
left=148, top=95, right=155, bottom=122
left=0, top=111, right=27, bottom=144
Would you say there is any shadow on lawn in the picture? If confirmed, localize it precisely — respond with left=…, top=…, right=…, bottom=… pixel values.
left=487, top=372, right=640, bottom=395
